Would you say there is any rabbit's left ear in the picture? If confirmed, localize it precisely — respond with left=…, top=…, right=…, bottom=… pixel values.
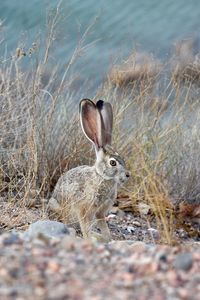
left=96, top=100, right=113, bottom=145
left=79, top=98, right=103, bottom=150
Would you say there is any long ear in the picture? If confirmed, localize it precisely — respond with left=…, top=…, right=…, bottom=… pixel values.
left=96, top=100, right=113, bottom=145
left=79, top=99, right=103, bottom=150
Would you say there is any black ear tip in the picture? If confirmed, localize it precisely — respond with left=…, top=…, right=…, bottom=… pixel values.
left=96, top=100, right=104, bottom=110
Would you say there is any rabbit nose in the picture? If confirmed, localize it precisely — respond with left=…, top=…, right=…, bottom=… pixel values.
left=125, top=171, right=131, bottom=178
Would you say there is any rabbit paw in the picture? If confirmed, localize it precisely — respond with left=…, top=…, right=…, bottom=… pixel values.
left=90, top=231, right=112, bottom=243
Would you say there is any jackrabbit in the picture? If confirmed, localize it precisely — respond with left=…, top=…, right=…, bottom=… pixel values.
left=49, top=99, right=130, bottom=241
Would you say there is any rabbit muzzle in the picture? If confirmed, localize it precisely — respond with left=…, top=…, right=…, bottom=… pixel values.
left=117, top=169, right=131, bottom=185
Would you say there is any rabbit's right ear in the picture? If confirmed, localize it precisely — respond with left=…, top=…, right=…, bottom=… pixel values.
left=96, top=100, right=113, bottom=145
left=79, top=99, right=103, bottom=150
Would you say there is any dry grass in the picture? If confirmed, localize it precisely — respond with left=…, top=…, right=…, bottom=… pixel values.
left=0, top=6, right=200, bottom=243
left=102, top=54, right=200, bottom=243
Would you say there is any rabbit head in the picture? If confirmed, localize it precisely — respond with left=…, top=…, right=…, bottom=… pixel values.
left=80, top=99, right=130, bottom=185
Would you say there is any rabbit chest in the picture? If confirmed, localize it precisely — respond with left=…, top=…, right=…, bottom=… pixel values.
left=93, top=177, right=117, bottom=208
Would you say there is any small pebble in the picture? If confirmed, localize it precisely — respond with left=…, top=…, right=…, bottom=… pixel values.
left=155, top=251, right=168, bottom=262
left=174, top=252, right=193, bottom=271
left=132, top=221, right=141, bottom=227
left=126, top=226, right=135, bottom=233
left=138, top=203, right=151, bottom=215
left=106, top=214, right=117, bottom=220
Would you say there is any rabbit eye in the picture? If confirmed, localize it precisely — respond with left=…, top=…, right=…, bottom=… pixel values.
left=110, top=159, right=116, bottom=166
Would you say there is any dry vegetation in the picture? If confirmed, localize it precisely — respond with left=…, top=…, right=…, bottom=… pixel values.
left=0, top=6, right=200, bottom=244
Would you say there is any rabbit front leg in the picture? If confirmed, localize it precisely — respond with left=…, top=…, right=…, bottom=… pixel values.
left=77, top=207, right=111, bottom=242
left=95, top=211, right=112, bottom=242
left=77, top=206, right=95, bottom=239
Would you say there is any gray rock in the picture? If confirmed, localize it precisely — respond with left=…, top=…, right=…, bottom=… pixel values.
left=174, top=252, right=193, bottom=271
left=24, top=220, right=70, bottom=240
left=3, top=233, right=22, bottom=246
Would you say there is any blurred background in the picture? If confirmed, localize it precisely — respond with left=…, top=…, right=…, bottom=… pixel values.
left=1, top=0, right=200, bottom=89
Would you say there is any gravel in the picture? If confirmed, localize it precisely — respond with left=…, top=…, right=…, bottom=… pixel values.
left=0, top=231, right=199, bottom=300
left=0, top=204, right=199, bottom=299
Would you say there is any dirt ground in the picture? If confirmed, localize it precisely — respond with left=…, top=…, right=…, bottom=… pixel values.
left=0, top=197, right=199, bottom=245
left=0, top=198, right=199, bottom=300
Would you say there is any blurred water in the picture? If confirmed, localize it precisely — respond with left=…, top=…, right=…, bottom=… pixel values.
left=1, top=0, right=200, bottom=86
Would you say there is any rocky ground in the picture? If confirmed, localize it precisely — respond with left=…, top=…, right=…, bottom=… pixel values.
left=0, top=230, right=199, bottom=300
left=0, top=198, right=199, bottom=300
